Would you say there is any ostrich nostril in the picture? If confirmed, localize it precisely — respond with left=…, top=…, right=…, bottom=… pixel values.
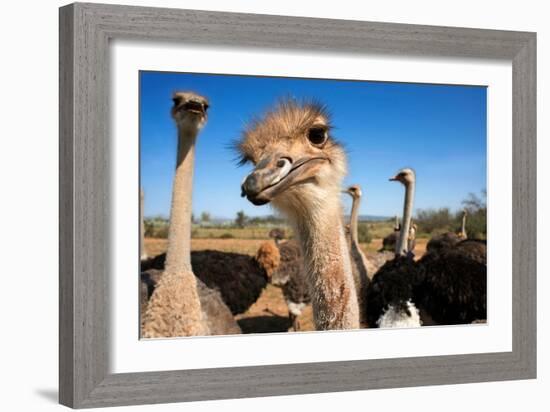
left=276, top=157, right=292, bottom=168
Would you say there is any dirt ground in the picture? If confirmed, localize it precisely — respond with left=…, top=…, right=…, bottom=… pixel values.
left=143, top=237, right=428, bottom=334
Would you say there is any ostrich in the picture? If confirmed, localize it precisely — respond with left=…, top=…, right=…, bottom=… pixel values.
left=343, top=185, right=370, bottom=324
left=239, top=99, right=360, bottom=330
left=255, top=240, right=281, bottom=280
left=268, top=228, right=286, bottom=244
left=415, top=241, right=487, bottom=324
left=408, top=221, right=418, bottom=255
left=142, top=92, right=240, bottom=338
left=365, top=168, right=423, bottom=328
left=426, top=209, right=468, bottom=253
left=366, top=170, right=487, bottom=327
left=256, top=228, right=309, bottom=331
left=380, top=216, right=400, bottom=252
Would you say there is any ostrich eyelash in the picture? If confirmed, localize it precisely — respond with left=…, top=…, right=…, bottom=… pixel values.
left=236, top=154, right=252, bottom=167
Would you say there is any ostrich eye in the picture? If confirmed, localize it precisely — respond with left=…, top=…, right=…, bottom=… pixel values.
left=307, top=127, right=328, bottom=146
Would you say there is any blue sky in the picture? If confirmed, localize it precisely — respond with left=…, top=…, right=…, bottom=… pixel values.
left=140, top=71, right=486, bottom=219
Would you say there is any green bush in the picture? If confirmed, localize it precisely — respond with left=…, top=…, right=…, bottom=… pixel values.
left=219, top=233, right=235, bottom=239
left=462, top=191, right=487, bottom=239
left=357, top=223, right=372, bottom=244
left=144, top=217, right=169, bottom=239
left=413, top=191, right=487, bottom=239
left=415, top=208, right=453, bottom=234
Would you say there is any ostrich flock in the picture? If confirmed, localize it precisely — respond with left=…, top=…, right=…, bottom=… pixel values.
left=140, top=91, right=487, bottom=338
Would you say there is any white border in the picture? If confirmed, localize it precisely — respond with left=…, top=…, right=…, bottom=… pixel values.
left=110, top=40, right=512, bottom=373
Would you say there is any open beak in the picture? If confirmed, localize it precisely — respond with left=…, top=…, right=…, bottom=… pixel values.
left=241, top=155, right=328, bottom=205
left=183, top=100, right=206, bottom=115
left=389, top=175, right=399, bottom=182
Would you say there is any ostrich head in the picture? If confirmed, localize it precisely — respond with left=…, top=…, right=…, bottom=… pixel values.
left=238, top=100, right=347, bottom=219
left=389, top=167, right=416, bottom=186
left=344, top=185, right=362, bottom=200
left=171, top=91, right=209, bottom=133
left=268, top=228, right=286, bottom=241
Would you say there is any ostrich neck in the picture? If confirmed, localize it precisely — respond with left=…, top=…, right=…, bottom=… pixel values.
left=397, top=181, right=415, bottom=256
left=461, top=213, right=467, bottom=237
left=292, top=200, right=359, bottom=329
left=349, top=195, right=369, bottom=321
left=164, top=127, right=198, bottom=273
left=350, top=196, right=360, bottom=244
left=350, top=195, right=369, bottom=277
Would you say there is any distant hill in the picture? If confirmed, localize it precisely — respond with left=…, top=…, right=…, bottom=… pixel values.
left=207, top=214, right=391, bottom=224
left=146, top=214, right=391, bottom=225
left=357, top=215, right=392, bottom=222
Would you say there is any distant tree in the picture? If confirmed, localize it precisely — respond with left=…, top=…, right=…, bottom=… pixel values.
left=235, top=210, right=248, bottom=228
left=461, top=190, right=487, bottom=238
left=415, top=208, right=453, bottom=234
left=462, top=190, right=487, bottom=212
left=200, top=212, right=211, bottom=223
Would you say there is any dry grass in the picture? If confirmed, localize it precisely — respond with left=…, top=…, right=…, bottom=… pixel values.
left=192, top=226, right=293, bottom=240
left=144, top=238, right=267, bottom=257
left=145, top=237, right=428, bottom=259
left=361, top=238, right=428, bottom=259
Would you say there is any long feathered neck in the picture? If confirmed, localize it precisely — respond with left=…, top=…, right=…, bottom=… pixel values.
left=396, top=180, right=415, bottom=257
left=349, top=194, right=369, bottom=324
left=164, top=126, right=199, bottom=273
left=290, top=195, right=360, bottom=330
left=349, top=194, right=369, bottom=278
left=350, top=195, right=360, bottom=244
left=460, top=212, right=467, bottom=238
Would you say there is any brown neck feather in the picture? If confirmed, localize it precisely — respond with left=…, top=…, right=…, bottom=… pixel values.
left=164, top=128, right=198, bottom=273
left=292, top=198, right=360, bottom=330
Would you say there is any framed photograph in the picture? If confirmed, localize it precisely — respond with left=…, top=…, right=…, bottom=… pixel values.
left=59, top=2, right=536, bottom=408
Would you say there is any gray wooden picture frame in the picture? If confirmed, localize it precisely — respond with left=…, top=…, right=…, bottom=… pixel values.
left=59, top=2, right=536, bottom=409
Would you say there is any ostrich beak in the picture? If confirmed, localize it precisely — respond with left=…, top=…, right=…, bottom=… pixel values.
left=389, top=175, right=398, bottom=181
left=241, top=154, right=328, bottom=205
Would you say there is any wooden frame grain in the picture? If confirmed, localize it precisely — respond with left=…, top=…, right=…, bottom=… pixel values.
left=59, top=2, right=536, bottom=408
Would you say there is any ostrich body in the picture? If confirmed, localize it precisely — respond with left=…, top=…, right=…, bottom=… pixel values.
left=256, top=230, right=308, bottom=329
left=426, top=209, right=468, bottom=253
left=255, top=240, right=281, bottom=280
left=344, top=185, right=370, bottom=324
left=142, top=92, right=240, bottom=337
left=141, top=269, right=240, bottom=335
left=142, top=249, right=268, bottom=315
left=416, top=245, right=486, bottom=324
left=239, top=100, right=360, bottom=330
